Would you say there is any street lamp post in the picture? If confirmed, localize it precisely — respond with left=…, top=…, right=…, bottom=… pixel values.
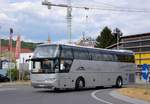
left=9, top=28, right=13, bottom=82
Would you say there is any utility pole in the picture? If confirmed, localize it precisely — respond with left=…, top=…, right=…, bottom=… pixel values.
left=9, top=28, right=13, bottom=82
left=113, top=28, right=122, bottom=49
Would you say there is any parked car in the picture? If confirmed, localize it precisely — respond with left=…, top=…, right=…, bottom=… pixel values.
left=0, top=74, right=10, bottom=82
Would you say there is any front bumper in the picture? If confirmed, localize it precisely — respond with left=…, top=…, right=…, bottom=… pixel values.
left=31, top=82, right=55, bottom=89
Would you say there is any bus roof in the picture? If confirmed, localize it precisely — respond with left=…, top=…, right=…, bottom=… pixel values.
left=37, top=43, right=134, bottom=55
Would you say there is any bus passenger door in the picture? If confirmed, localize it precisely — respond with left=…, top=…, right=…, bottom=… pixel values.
left=59, top=60, right=73, bottom=88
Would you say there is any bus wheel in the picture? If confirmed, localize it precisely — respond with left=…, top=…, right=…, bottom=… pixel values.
left=75, top=77, right=85, bottom=90
left=116, top=77, right=123, bottom=88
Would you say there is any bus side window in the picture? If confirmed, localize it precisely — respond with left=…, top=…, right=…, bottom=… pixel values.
left=60, top=60, right=72, bottom=73
left=64, top=60, right=72, bottom=72
left=128, top=55, right=135, bottom=63
left=113, top=55, right=118, bottom=62
left=73, top=50, right=79, bottom=59
left=117, top=55, right=125, bottom=62
left=61, top=47, right=73, bottom=59
left=78, top=48, right=90, bottom=60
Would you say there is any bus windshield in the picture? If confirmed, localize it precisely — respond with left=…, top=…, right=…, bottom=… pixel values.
left=31, top=58, right=59, bottom=74
left=33, top=45, right=59, bottom=58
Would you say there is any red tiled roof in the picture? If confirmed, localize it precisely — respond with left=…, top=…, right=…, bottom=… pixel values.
left=1, top=45, right=33, bottom=53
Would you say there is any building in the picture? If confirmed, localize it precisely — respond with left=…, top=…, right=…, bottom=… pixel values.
left=107, top=33, right=150, bottom=71
left=16, top=53, right=33, bottom=71
left=76, top=36, right=96, bottom=47
left=0, top=45, right=33, bottom=75
left=0, top=45, right=32, bottom=60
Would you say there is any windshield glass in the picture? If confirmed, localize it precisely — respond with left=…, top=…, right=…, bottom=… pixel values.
left=33, top=45, right=59, bottom=58
left=31, top=58, right=59, bottom=74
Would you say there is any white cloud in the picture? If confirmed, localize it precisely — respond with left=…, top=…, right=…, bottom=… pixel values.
left=0, top=12, right=9, bottom=21
left=0, top=0, right=150, bottom=43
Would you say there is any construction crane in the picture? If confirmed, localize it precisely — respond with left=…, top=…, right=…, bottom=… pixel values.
left=42, top=0, right=150, bottom=43
left=42, top=0, right=92, bottom=43
left=42, top=0, right=73, bottom=43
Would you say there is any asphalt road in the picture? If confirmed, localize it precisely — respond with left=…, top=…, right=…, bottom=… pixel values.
left=0, top=86, right=133, bottom=104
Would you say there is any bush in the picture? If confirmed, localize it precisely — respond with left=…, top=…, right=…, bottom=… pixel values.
left=23, top=70, right=30, bottom=80
left=6, top=68, right=19, bottom=81
left=6, top=68, right=30, bottom=81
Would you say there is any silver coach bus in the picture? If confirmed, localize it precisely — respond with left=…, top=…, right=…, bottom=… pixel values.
left=31, top=44, right=136, bottom=90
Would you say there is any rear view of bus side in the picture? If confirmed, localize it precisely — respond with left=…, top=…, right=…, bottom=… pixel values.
left=31, top=44, right=136, bottom=90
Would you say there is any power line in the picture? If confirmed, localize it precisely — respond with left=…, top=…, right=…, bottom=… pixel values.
left=72, top=5, right=150, bottom=13
left=70, top=1, right=150, bottom=13
left=42, top=1, right=150, bottom=13
left=42, top=0, right=150, bottom=43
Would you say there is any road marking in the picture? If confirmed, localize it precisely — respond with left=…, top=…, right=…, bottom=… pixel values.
left=91, top=90, right=114, bottom=104
left=0, top=88, right=16, bottom=91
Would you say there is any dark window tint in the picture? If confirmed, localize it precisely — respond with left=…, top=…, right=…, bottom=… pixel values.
left=92, top=52, right=103, bottom=61
left=91, top=52, right=117, bottom=62
left=78, top=48, right=89, bottom=60
left=103, top=54, right=114, bottom=61
left=117, top=55, right=125, bottom=62
left=113, top=55, right=118, bottom=62
left=73, top=48, right=79, bottom=59
left=128, top=55, right=135, bottom=63
left=117, top=54, right=134, bottom=63
left=61, top=46, right=73, bottom=59
left=73, top=48, right=90, bottom=60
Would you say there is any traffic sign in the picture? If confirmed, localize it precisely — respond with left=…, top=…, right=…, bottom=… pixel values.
left=142, top=64, right=149, bottom=80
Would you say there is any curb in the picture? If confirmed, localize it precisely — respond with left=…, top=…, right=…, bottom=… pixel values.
left=109, top=90, right=150, bottom=104
left=0, top=82, right=31, bottom=88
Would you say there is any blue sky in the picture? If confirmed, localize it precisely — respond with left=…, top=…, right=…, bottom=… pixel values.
left=0, top=0, right=150, bottom=43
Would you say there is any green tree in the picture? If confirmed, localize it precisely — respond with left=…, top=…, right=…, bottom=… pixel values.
left=95, top=26, right=115, bottom=48
left=6, top=68, right=19, bottom=81
left=23, top=70, right=30, bottom=80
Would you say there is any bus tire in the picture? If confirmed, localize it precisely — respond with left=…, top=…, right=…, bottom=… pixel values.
left=75, top=77, right=85, bottom=90
left=116, top=77, right=123, bottom=88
